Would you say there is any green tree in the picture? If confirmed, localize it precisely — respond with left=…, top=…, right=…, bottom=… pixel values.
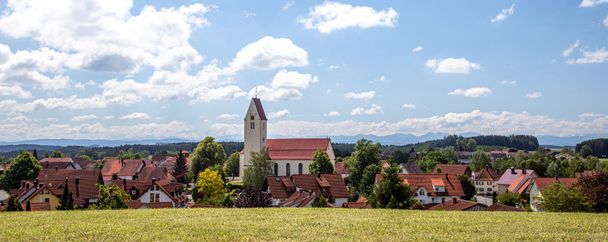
left=49, top=151, right=65, bottom=158
left=91, top=184, right=130, bottom=210
left=546, top=162, right=562, bottom=177
left=375, top=166, right=417, bottom=209
left=32, top=149, right=38, bottom=160
left=243, top=148, right=273, bottom=191
left=309, top=149, right=334, bottom=174
left=540, top=183, right=592, bottom=212
left=459, top=175, right=476, bottom=200
left=312, top=194, right=329, bottom=208
left=0, top=151, right=41, bottom=190
left=224, top=152, right=240, bottom=177
left=470, top=150, right=491, bottom=172
left=196, top=168, right=226, bottom=204
left=56, top=179, right=74, bottom=210
left=190, top=136, right=226, bottom=182
left=580, top=145, right=593, bottom=158
left=496, top=192, right=521, bottom=207
left=347, top=139, right=381, bottom=195
left=172, top=150, right=188, bottom=183
left=4, top=195, right=22, bottom=212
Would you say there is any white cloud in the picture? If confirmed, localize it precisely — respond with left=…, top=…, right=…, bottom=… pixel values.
left=71, top=114, right=97, bottom=122
left=217, top=113, right=239, bottom=120
left=119, top=112, right=151, bottom=120
left=562, top=40, right=580, bottom=57
left=207, top=123, right=241, bottom=137
left=350, top=104, right=383, bottom=116
left=103, top=115, right=115, bottom=120
left=526, top=91, right=542, bottom=99
left=283, top=1, right=295, bottom=11
left=243, top=11, right=256, bottom=18
left=491, top=4, right=515, bottom=23
left=269, top=109, right=290, bottom=118
left=580, top=0, right=608, bottom=7
left=325, top=111, right=340, bottom=117
left=579, top=113, right=604, bottom=119
left=604, top=15, right=608, bottom=27
left=344, top=91, right=375, bottom=101
left=0, top=84, right=32, bottom=98
left=299, top=1, right=398, bottom=34
left=425, top=58, right=480, bottom=74
left=248, top=70, right=317, bottom=101
left=412, top=46, right=423, bottom=53
left=499, top=80, right=517, bottom=85
left=401, top=103, right=416, bottom=109
left=0, top=44, right=72, bottom=91
left=449, top=87, right=492, bottom=98
left=0, top=95, right=107, bottom=113
left=371, top=75, right=386, bottom=83
left=328, top=65, right=339, bottom=70
left=227, top=36, right=308, bottom=73
left=567, top=48, right=608, bottom=64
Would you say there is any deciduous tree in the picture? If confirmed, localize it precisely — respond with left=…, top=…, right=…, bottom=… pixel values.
left=190, top=137, right=226, bottom=182
left=576, top=171, right=608, bottom=212
left=224, top=152, right=240, bottom=177
left=309, top=149, right=334, bottom=174
left=496, top=192, right=521, bottom=207
left=91, top=184, right=130, bottom=210
left=235, top=189, right=271, bottom=208
left=375, top=166, right=417, bottom=209
left=540, top=183, right=591, bottom=212
left=459, top=175, right=476, bottom=200
left=196, top=168, right=226, bottom=204
left=470, top=150, right=491, bottom=172
left=0, top=151, right=41, bottom=190
left=243, top=148, right=272, bottom=191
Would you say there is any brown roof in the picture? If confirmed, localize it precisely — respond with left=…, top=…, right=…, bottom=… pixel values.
left=343, top=196, right=370, bottom=208
left=36, top=169, right=103, bottom=207
left=533, top=177, right=578, bottom=193
left=474, top=166, right=500, bottom=181
left=39, top=157, right=75, bottom=169
left=320, top=174, right=349, bottom=198
left=148, top=202, right=174, bottom=209
left=485, top=203, right=525, bottom=212
left=267, top=138, right=331, bottom=160
left=335, top=162, right=349, bottom=175
left=27, top=202, right=52, bottom=211
left=129, top=200, right=144, bottom=209
left=101, top=159, right=146, bottom=180
left=252, top=98, right=267, bottom=120
left=429, top=199, right=486, bottom=211
left=265, top=174, right=349, bottom=200
left=389, top=174, right=464, bottom=197
left=434, top=164, right=471, bottom=176
left=278, top=191, right=315, bottom=207
left=265, top=177, right=291, bottom=199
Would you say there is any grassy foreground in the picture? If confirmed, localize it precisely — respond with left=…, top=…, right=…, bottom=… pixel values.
left=1, top=208, right=607, bottom=241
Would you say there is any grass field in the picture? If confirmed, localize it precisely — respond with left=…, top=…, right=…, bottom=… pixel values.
left=1, top=208, right=607, bottom=241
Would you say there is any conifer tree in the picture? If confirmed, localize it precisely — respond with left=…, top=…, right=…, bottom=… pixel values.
left=57, top=179, right=74, bottom=210
left=173, top=149, right=188, bottom=183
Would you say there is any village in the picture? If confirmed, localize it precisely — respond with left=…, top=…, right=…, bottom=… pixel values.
left=1, top=98, right=606, bottom=213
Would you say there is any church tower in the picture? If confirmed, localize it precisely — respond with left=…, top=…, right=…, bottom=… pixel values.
left=239, top=98, right=268, bottom=178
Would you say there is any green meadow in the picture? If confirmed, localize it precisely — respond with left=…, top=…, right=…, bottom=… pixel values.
left=1, top=208, right=607, bottom=241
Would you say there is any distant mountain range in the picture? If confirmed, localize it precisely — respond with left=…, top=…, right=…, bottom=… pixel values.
left=0, top=133, right=605, bottom=151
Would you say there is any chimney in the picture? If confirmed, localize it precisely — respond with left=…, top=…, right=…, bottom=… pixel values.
left=142, top=159, right=146, bottom=168
left=21, top=181, right=25, bottom=188
left=34, top=178, right=39, bottom=187
left=123, top=179, right=127, bottom=191
left=55, top=165, right=58, bottom=172
left=152, top=177, right=157, bottom=184
left=510, top=167, right=515, bottom=174
left=75, top=177, right=80, bottom=198
left=26, top=183, right=30, bottom=189
left=522, top=169, right=527, bottom=174
left=452, top=197, right=457, bottom=203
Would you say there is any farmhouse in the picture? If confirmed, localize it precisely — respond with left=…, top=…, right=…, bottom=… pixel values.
left=378, top=173, right=464, bottom=204
left=264, top=174, right=349, bottom=207
left=39, top=157, right=82, bottom=170
left=239, top=98, right=336, bottom=178
left=529, top=177, right=578, bottom=212
left=433, top=164, right=471, bottom=178
left=101, top=159, right=148, bottom=182
left=496, top=168, right=536, bottom=194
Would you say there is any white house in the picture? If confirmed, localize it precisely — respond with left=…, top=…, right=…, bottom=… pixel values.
left=239, top=98, right=336, bottom=179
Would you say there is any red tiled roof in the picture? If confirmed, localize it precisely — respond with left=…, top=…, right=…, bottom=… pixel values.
left=320, top=174, right=349, bottom=198
left=534, top=177, right=578, bottom=193
left=266, top=176, right=290, bottom=199
left=267, top=138, right=330, bottom=160
left=388, top=174, right=465, bottom=197
left=334, top=162, right=349, bottom=175
left=485, top=203, right=525, bottom=212
left=343, top=196, right=370, bottom=208
left=35, top=169, right=103, bottom=207
left=497, top=169, right=536, bottom=185
left=428, top=199, right=485, bottom=211
left=252, top=98, right=267, bottom=120
left=28, top=202, right=51, bottom=211
left=474, top=166, right=500, bottom=181
left=434, top=164, right=470, bottom=176
left=39, top=157, right=75, bottom=169
left=265, top=174, right=349, bottom=200
left=279, top=191, right=315, bottom=207
left=101, top=159, right=122, bottom=180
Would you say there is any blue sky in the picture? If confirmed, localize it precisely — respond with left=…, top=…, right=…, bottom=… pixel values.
left=0, top=0, right=607, bottom=141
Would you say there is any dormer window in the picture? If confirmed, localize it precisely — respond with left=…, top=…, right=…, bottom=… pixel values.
left=431, top=178, right=446, bottom=193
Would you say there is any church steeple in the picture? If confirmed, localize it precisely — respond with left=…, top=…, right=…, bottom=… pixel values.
left=239, top=98, right=268, bottom=178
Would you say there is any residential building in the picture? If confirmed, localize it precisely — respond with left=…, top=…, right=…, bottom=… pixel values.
left=433, top=164, right=472, bottom=178
left=529, top=177, right=578, bottom=212
left=39, top=157, right=82, bottom=170
left=378, top=173, right=464, bottom=204
left=239, top=98, right=336, bottom=179
left=265, top=174, right=349, bottom=208
left=429, top=198, right=486, bottom=211
left=472, top=166, right=500, bottom=196
left=101, top=159, right=148, bottom=182
left=399, top=162, right=423, bottom=174
left=496, top=168, right=536, bottom=194
left=334, top=161, right=349, bottom=178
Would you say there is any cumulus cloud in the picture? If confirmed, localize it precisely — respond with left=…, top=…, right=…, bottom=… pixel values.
left=248, top=70, right=317, bottom=101
left=119, top=112, right=151, bottom=120
left=0, top=84, right=32, bottom=98
left=412, top=46, right=423, bottom=53
left=299, top=1, right=398, bottom=34
left=269, top=109, right=290, bottom=118
left=227, top=36, right=308, bottom=73
left=71, top=114, right=97, bottom=122
left=0, top=44, right=71, bottom=91
left=449, top=87, right=492, bottom=98
left=283, top=1, right=295, bottom=10
left=567, top=48, right=608, bottom=64
left=526, top=91, right=542, bottom=99
left=0, top=95, right=107, bottom=113
left=580, top=0, right=608, bottom=7
left=499, top=80, right=517, bottom=85
left=217, top=113, right=239, bottom=120
left=563, top=40, right=580, bottom=57
left=371, top=75, right=386, bottom=83
left=325, top=111, right=340, bottom=117
left=344, top=91, right=375, bottom=101
left=491, top=4, right=515, bottom=23
left=401, top=103, right=416, bottom=109
left=207, top=123, right=241, bottom=136
left=350, top=104, right=383, bottom=115
left=425, top=58, right=480, bottom=74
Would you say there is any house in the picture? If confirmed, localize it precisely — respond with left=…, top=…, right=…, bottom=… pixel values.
left=113, top=177, right=187, bottom=208
left=265, top=174, right=349, bottom=208
left=334, top=161, right=349, bottom=178
left=239, top=98, right=336, bottom=179
left=433, top=164, right=472, bottom=178
left=496, top=168, right=536, bottom=194
left=101, top=159, right=147, bottom=182
left=378, top=173, right=464, bottom=204
left=71, top=157, right=97, bottom=170
left=11, top=169, right=103, bottom=210
left=429, top=198, right=486, bottom=211
left=39, top=157, right=82, bottom=170
left=457, top=151, right=473, bottom=163
left=473, top=166, right=500, bottom=196
left=156, top=155, right=191, bottom=174
left=575, top=170, right=596, bottom=178
left=529, top=177, right=578, bottom=212
left=485, top=203, right=525, bottom=212
left=399, top=162, right=423, bottom=174
left=343, top=196, right=371, bottom=208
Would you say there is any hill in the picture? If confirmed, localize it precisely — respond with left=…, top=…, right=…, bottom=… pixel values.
left=0, top=209, right=606, bottom=241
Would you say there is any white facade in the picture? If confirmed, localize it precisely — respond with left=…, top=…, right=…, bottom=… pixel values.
left=138, top=184, right=175, bottom=207
left=239, top=99, right=268, bottom=179
left=414, top=187, right=458, bottom=204
left=474, top=180, right=496, bottom=195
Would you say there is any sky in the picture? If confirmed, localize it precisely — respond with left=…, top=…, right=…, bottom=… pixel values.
left=0, top=0, right=607, bottom=141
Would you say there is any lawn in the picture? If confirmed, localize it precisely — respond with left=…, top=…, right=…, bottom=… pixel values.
left=1, top=208, right=607, bottom=241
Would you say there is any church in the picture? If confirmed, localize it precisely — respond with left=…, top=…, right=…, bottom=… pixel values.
left=239, top=98, right=336, bottom=179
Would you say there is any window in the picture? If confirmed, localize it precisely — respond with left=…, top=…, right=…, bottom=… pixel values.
left=274, top=163, right=278, bottom=176
left=250, top=122, right=255, bottom=129
left=131, top=189, right=137, bottom=195
left=298, top=163, right=303, bottom=175
left=286, top=163, right=291, bottom=176
left=418, top=190, right=425, bottom=196
left=487, top=188, right=492, bottom=192
left=150, top=193, right=155, bottom=203
left=487, top=181, right=492, bottom=185
left=250, top=115, right=254, bottom=120
left=441, top=198, right=445, bottom=203
left=155, top=194, right=160, bottom=202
